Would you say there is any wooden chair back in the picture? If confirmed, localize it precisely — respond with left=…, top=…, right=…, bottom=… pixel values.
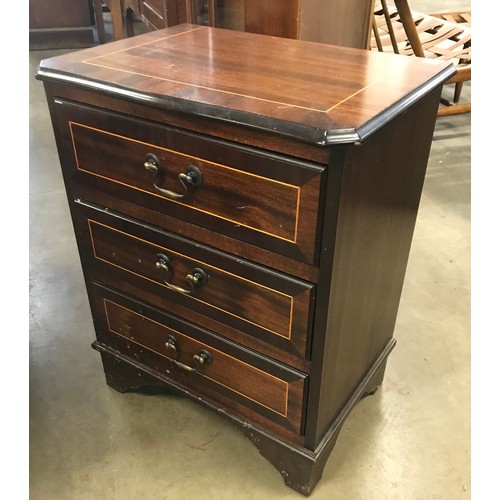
left=372, top=0, right=471, bottom=116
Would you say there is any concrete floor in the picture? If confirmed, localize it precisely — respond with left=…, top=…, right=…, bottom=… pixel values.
left=29, top=4, right=470, bottom=499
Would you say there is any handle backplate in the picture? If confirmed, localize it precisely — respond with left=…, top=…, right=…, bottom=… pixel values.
left=144, top=153, right=203, bottom=200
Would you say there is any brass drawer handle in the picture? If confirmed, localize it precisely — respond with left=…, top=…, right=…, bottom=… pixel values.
left=144, top=153, right=203, bottom=200
left=174, top=350, right=213, bottom=373
left=164, top=334, right=212, bottom=373
left=165, top=334, right=179, bottom=356
left=156, top=253, right=209, bottom=295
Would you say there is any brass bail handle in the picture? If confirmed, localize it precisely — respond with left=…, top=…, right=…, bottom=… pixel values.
left=165, top=334, right=179, bottom=357
left=144, top=153, right=203, bottom=200
left=174, top=350, right=213, bottom=373
left=156, top=254, right=209, bottom=295
left=164, top=334, right=212, bottom=373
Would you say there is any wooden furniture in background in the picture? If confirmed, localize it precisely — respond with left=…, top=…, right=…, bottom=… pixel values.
left=93, top=0, right=128, bottom=43
left=108, top=0, right=375, bottom=49
left=372, top=0, right=471, bottom=116
left=37, top=24, right=454, bottom=495
left=93, top=0, right=107, bottom=43
left=241, top=0, right=376, bottom=48
left=29, top=0, right=96, bottom=49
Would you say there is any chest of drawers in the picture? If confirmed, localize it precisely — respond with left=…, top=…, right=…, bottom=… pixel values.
left=37, top=24, right=454, bottom=495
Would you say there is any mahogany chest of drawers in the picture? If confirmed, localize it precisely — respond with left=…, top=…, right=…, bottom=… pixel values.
left=37, top=25, right=454, bottom=495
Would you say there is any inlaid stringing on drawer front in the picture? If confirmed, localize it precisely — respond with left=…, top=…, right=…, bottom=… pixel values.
left=83, top=212, right=315, bottom=362
left=103, top=298, right=291, bottom=417
left=56, top=98, right=324, bottom=265
left=88, top=219, right=295, bottom=340
left=69, top=121, right=301, bottom=243
left=38, top=23, right=450, bottom=490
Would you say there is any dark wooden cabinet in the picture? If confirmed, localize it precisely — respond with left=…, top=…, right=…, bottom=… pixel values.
left=29, top=0, right=96, bottom=49
left=37, top=25, right=454, bottom=495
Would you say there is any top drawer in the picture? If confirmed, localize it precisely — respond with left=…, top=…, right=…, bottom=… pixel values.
left=54, top=99, right=325, bottom=265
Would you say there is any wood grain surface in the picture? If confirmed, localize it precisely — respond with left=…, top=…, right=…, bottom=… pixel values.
left=91, top=283, right=308, bottom=439
left=37, top=24, right=455, bottom=145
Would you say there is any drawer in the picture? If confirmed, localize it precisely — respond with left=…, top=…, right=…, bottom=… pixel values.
left=90, top=282, right=308, bottom=438
left=75, top=202, right=314, bottom=362
left=54, top=99, right=324, bottom=265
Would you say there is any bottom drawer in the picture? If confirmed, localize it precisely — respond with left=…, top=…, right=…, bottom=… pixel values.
left=90, top=282, right=308, bottom=441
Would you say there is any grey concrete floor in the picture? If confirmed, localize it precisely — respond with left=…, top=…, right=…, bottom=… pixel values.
left=29, top=5, right=470, bottom=499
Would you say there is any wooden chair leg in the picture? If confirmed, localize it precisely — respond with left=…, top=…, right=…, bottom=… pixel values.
left=185, top=0, right=194, bottom=23
left=108, top=0, right=124, bottom=40
left=125, top=7, right=135, bottom=37
left=438, top=102, right=471, bottom=116
left=453, top=82, right=464, bottom=103
left=93, top=0, right=106, bottom=44
left=208, top=0, right=216, bottom=26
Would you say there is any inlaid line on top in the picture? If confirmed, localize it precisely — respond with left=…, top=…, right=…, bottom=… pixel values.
left=83, top=26, right=205, bottom=62
left=80, top=27, right=375, bottom=114
left=82, top=60, right=333, bottom=113
left=326, top=77, right=385, bottom=112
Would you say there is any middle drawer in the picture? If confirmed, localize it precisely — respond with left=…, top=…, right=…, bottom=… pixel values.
left=74, top=202, right=315, bottom=365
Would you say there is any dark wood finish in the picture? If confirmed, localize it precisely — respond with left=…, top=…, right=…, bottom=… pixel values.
left=73, top=205, right=314, bottom=361
left=37, top=25, right=452, bottom=495
left=95, top=329, right=392, bottom=494
left=29, top=0, right=96, bottom=50
left=55, top=99, right=324, bottom=264
left=244, top=347, right=392, bottom=496
left=305, top=87, right=443, bottom=448
left=37, top=25, right=455, bottom=145
left=44, top=82, right=331, bottom=164
left=91, top=283, right=308, bottom=438
left=95, top=339, right=308, bottom=444
left=75, top=194, right=320, bottom=286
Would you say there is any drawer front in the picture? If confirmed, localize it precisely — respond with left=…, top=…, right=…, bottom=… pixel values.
left=75, top=203, right=314, bottom=361
left=55, top=99, right=324, bottom=265
left=90, top=283, right=308, bottom=437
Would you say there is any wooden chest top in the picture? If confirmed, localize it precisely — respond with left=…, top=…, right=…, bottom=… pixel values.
left=37, top=23, right=454, bottom=144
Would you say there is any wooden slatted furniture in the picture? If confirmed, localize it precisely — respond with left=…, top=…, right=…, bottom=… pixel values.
left=36, top=24, right=454, bottom=495
left=430, top=10, right=470, bottom=25
left=372, top=0, right=471, bottom=116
